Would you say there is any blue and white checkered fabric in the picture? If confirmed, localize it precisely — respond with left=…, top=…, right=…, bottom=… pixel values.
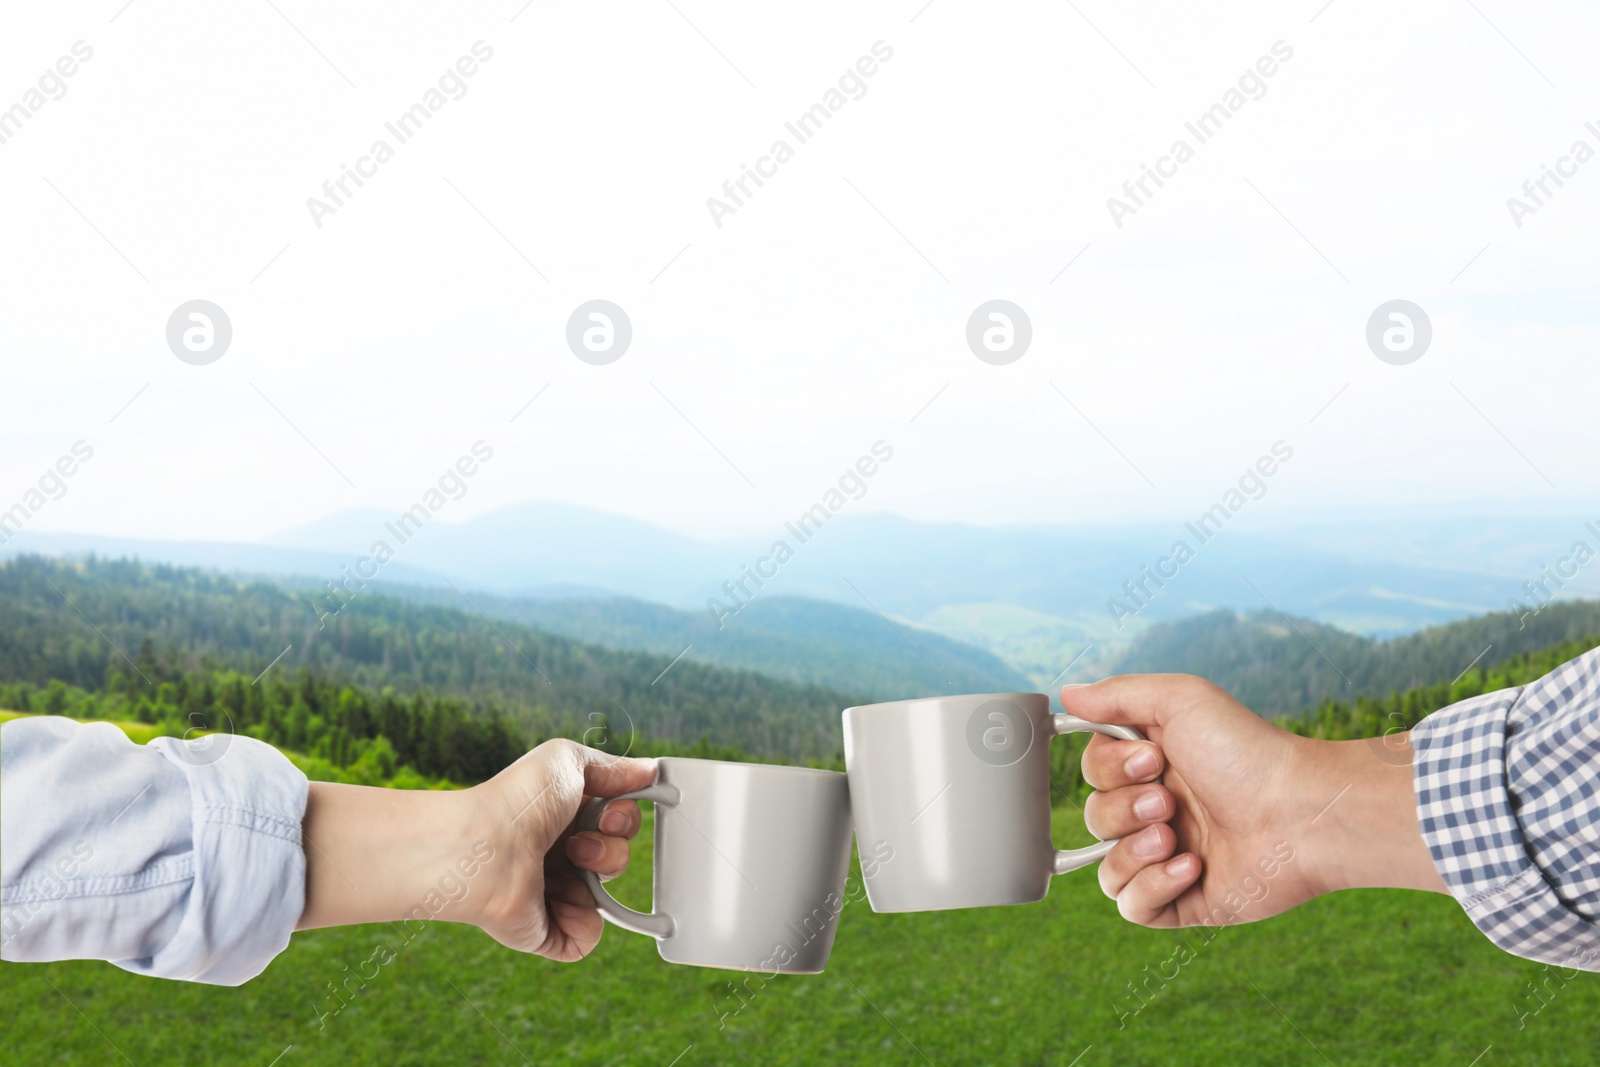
left=1413, top=645, right=1600, bottom=970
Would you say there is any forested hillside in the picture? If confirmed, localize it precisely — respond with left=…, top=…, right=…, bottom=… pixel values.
left=1283, top=632, right=1600, bottom=740
left=357, top=583, right=1031, bottom=699
left=1112, top=601, right=1600, bottom=714
left=0, top=663, right=767, bottom=788
left=0, top=556, right=864, bottom=760
left=12, top=555, right=1600, bottom=773
left=8, top=555, right=1600, bottom=803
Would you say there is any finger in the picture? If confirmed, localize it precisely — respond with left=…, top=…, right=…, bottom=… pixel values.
left=1083, top=782, right=1173, bottom=839
left=576, top=748, right=658, bottom=798
left=564, top=831, right=631, bottom=880
left=595, top=798, right=642, bottom=839
left=547, top=871, right=598, bottom=910
left=1062, top=674, right=1216, bottom=731
left=546, top=799, right=640, bottom=855
left=542, top=897, right=604, bottom=962
left=1097, top=822, right=1176, bottom=899
left=1115, top=853, right=1202, bottom=929
left=1081, top=735, right=1164, bottom=791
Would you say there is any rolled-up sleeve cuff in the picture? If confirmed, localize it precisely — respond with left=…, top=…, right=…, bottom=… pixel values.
left=1413, top=684, right=1600, bottom=970
left=113, top=735, right=308, bottom=986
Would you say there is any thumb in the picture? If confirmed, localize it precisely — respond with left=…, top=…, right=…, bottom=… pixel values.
left=577, top=748, right=659, bottom=798
left=1061, top=673, right=1208, bottom=732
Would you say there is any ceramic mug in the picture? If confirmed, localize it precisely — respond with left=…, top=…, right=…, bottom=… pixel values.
left=576, top=757, right=854, bottom=973
left=842, top=692, right=1145, bottom=913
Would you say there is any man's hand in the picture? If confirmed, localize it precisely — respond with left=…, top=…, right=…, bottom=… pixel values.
left=298, top=738, right=656, bottom=963
left=1064, top=675, right=1446, bottom=929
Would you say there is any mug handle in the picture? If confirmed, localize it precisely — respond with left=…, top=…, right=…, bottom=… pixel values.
left=574, top=782, right=681, bottom=939
left=1048, top=714, right=1148, bottom=876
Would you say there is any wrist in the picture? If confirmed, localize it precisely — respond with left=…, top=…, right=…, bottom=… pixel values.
left=1296, top=735, right=1447, bottom=898
left=454, top=778, right=538, bottom=934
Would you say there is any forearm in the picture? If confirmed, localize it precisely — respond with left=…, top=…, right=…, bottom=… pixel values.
left=297, top=742, right=655, bottom=962
left=297, top=781, right=492, bottom=931
left=1299, top=734, right=1448, bottom=897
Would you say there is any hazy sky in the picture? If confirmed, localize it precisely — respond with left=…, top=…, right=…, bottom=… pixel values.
left=3, top=0, right=1596, bottom=544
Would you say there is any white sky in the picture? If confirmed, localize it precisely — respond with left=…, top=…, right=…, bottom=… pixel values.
left=2, top=0, right=1597, bottom=544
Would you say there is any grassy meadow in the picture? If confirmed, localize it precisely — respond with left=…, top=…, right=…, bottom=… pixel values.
left=5, top=789, right=1598, bottom=1066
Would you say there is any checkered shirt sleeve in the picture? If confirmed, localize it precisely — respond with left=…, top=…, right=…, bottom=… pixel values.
left=1411, top=645, right=1600, bottom=970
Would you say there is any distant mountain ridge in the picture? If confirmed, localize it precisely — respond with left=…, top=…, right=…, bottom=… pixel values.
left=1111, top=600, right=1600, bottom=715
left=9, top=502, right=1600, bottom=691
left=345, top=583, right=1031, bottom=701
left=5, top=555, right=1599, bottom=765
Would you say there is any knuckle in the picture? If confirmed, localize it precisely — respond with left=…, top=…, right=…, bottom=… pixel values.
left=1170, top=674, right=1208, bottom=699
left=532, top=737, right=571, bottom=764
left=1177, top=673, right=1226, bottom=703
left=537, top=738, right=589, bottom=781
left=544, top=737, right=581, bottom=757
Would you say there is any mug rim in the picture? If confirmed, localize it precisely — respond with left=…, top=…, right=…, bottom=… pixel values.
left=841, top=691, right=1044, bottom=719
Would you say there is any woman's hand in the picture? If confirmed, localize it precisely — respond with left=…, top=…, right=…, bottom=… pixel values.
left=470, top=739, right=656, bottom=960
left=298, top=738, right=656, bottom=963
left=1065, top=675, right=1446, bottom=929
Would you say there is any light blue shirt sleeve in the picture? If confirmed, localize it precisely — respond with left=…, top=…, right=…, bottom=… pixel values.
left=1, top=715, right=309, bottom=986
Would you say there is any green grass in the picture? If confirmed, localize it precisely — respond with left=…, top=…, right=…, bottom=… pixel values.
left=4, top=803, right=1596, bottom=1065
